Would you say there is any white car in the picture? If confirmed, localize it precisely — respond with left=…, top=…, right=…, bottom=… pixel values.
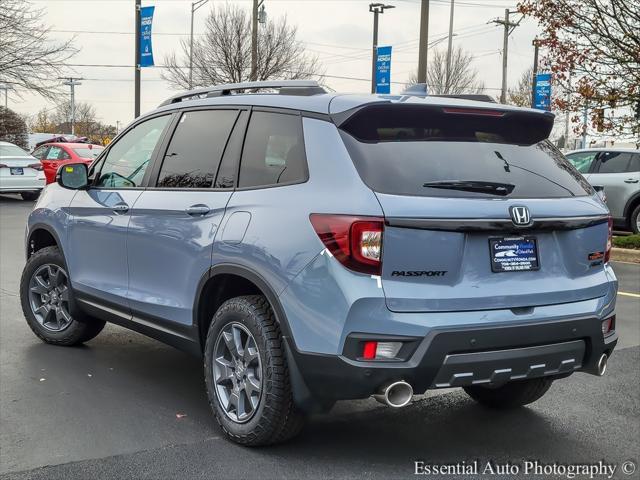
left=0, top=141, right=46, bottom=200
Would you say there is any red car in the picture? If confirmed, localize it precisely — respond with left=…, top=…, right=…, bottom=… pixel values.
left=32, top=142, right=105, bottom=184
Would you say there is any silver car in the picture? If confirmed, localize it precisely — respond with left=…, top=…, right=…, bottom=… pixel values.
left=566, top=148, right=640, bottom=233
left=0, top=141, right=46, bottom=200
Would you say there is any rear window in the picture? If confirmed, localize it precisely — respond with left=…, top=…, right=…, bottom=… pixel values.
left=72, top=147, right=104, bottom=159
left=339, top=104, right=592, bottom=199
left=0, top=144, right=29, bottom=157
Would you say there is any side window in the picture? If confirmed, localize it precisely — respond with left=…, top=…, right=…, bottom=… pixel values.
left=59, top=148, right=71, bottom=160
left=238, top=111, right=307, bottom=188
left=566, top=151, right=597, bottom=174
left=32, top=146, right=48, bottom=159
left=96, top=115, right=170, bottom=188
left=627, top=154, right=640, bottom=173
left=46, top=146, right=63, bottom=160
left=157, top=110, right=238, bottom=188
left=214, top=111, right=247, bottom=189
left=596, top=152, right=632, bottom=174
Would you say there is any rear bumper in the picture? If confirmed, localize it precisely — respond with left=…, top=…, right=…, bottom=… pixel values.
left=286, top=315, right=617, bottom=407
left=0, top=171, right=45, bottom=192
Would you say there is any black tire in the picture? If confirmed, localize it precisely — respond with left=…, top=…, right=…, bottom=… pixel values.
left=21, top=191, right=40, bottom=201
left=204, top=295, right=305, bottom=446
left=20, top=246, right=106, bottom=346
left=463, top=377, right=553, bottom=409
left=630, top=204, right=640, bottom=234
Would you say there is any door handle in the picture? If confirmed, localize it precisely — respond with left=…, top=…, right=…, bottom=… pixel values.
left=185, top=205, right=210, bottom=216
left=113, top=203, right=129, bottom=214
left=624, top=178, right=639, bottom=183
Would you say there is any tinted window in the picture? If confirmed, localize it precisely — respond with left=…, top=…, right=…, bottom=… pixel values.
left=214, top=111, right=248, bottom=189
left=96, top=115, right=170, bottom=188
left=339, top=105, right=592, bottom=199
left=238, top=112, right=307, bottom=188
left=157, top=110, right=238, bottom=188
left=0, top=144, right=29, bottom=156
left=596, top=152, right=632, bottom=174
left=629, top=154, right=640, bottom=172
left=32, top=146, right=48, bottom=160
left=566, top=151, right=598, bottom=173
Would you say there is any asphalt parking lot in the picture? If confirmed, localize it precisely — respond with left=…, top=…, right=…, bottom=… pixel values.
left=1, top=194, right=639, bottom=480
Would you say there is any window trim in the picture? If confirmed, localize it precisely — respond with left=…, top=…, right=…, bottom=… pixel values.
left=235, top=107, right=310, bottom=191
left=146, top=106, right=246, bottom=191
left=88, top=111, right=176, bottom=191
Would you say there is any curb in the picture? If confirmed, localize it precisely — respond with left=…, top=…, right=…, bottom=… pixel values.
left=611, top=247, right=640, bottom=264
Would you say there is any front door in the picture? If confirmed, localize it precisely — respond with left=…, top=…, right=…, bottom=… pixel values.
left=66, top=114, right=173, bottom=308
left=126, top=108, right=246, bottom=327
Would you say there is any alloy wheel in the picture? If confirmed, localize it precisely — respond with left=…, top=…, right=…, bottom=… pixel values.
left=28, top=264, right=73, bottom=332
left=213, top=322, right=263, bottom=423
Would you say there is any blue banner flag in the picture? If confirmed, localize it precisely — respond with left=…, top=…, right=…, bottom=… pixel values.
left=534, top=73, right=551, bottom=111
left=139, top=6, right=155, bottom=67
left=375, top=46, right=392, bottom=94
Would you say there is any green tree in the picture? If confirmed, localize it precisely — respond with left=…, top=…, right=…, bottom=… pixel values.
left=0, top=106, right=28, bottom=149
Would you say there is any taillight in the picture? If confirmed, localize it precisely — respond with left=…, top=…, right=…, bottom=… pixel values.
left=27, top=163, right=43, bottom=171
left=0, top=164, right=8, bottom=168
left=309, top=214, right=384, bottom=275
left=604, top=215, right=613, bottom=263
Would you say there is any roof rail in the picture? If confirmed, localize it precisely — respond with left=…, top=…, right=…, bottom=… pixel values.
left=158, top=80, right=326, bottom=107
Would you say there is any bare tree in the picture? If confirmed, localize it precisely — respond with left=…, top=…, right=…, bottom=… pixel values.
left=408, top=47, right=485, bottom=95
left=0, top=0, right=76, bottom=99
left=162, top=4, right=321, bottom=89
left=508, top=67, right=534, bottom=107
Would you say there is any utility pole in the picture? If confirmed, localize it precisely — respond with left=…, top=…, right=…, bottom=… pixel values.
left=564, top=70, right=571, bottom=149
left=0, top=84, right=12, bottom=109
left=492, top=9, right=520, bottom=104
left=189, top=0, right=209, bottom=90
left=531, top=39, right=539, bottom=108
left=369, top=3, right=395, bottom=94
left=59, top=77, right=83, bottom=136
left=250, top=0, right=265, bottom=82
left=582, top=101, right=588, bottom=149
left=134, top=0, right=141, bottom=118
left=445, top=0, right=455, bottom=93
left=417, top=0, right=430, bottom=84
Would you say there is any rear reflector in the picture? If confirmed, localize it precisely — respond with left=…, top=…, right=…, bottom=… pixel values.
left=310, top=214, right=384, bottom=275
left=362, top=341, right=377, bottom=360
left=361, top=341, right=402, bottom=360
left=601, top=316, right=614, bottom=336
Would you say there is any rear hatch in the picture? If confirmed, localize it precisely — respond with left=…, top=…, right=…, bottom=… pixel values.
left=337, top=101, right=611, bottom=313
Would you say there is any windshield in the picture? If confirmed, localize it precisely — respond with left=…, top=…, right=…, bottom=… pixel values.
left=0, top=144, right=29, bottom=157
left=73, top=147, right=104, bottom=159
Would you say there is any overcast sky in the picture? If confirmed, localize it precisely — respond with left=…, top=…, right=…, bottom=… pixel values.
left=13, top=0, right=540, bottom=127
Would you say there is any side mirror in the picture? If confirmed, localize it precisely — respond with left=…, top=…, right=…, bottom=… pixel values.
left=57, top=163, right=88, bottom=190
left=593, top=185, right=607, bottom=203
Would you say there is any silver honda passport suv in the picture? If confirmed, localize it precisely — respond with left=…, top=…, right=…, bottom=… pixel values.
left=20, top=81, right=618, bottom=446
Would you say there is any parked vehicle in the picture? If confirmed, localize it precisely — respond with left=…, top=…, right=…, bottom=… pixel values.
left=32, top=142, right=104, bottom=184
left=20, top=81, right=618, bottom=446
left=566, top=148, right=640, bottom=233
left=0, top=141, right=46, bottom=200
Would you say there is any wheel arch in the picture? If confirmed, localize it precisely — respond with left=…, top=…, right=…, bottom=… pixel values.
left=193, top=264, right=295, bottom=353
left=623, top=192, right=640, bottom=223
left=26, top=224, right=63, bottom=259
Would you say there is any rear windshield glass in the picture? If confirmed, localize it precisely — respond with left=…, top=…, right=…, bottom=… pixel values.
left=339, top=105, right=592, bottom=199
left=0, top=144, right=29, bottom=157
left=73, top=147, right=104, bottom=158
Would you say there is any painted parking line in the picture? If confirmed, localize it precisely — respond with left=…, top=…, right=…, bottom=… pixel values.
left=619, top=291, right=640, bottom=298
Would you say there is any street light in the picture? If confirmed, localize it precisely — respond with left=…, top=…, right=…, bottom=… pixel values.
left=369, top=3, right=395, bottom=94
left=0, top=84, right=14, bottom=109
left=59, top=77, right=83, bottom=136
left=189, top=0, right=209, bottom=90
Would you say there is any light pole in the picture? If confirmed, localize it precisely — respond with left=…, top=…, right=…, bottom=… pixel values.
left=59, top=77, right=83, bottom=136
left=369, top=3, right=395, bottom=94
left=445, top=0, right=454, bottom=93
left=417, top=0, right=430, bottom=84
left=0, top=84, right=13, bottom=109
left=251, top=0, right=266, bottom=82
left=189, top=0, right=209, bottom=90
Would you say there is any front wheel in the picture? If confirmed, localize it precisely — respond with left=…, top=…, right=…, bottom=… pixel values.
left=20, top=246, right=105, bottom=346
left=463, top=377, right=553, bottom=409
left=204, top=295, right=305, bottom=446
left=630, top=204, right=640, bottom=234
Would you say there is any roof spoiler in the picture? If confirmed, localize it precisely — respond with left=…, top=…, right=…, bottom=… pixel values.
left=401, top=83, right=496, bottom=103
left=158, top=80, right=327, bottom=107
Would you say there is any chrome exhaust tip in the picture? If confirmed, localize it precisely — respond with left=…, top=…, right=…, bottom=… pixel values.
left=597, top=353, right=608, bottom=376
left=373, top=381, right=413, bottom=408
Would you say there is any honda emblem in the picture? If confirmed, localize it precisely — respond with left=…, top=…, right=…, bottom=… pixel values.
left=509, top=206, right=531, bottom=226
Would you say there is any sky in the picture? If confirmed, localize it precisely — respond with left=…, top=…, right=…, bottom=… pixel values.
left=11, top=0, right=541, bottom=128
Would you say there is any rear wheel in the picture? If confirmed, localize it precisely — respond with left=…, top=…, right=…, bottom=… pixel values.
left=463, top=377, right=553, bottom=409
left=21, top=191, right=40, bottom=201
left=20, top=246, right=105, bottom=346
left=204, top=295, right=305, bottom=446
left=630, top=204, right=640, bottom=234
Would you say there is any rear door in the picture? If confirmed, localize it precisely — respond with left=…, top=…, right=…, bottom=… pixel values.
left=125, top=108, right=246, bottom=327
left=338, top=103, right=611, bottom=313
left=589, top=151, right=639, bottom=220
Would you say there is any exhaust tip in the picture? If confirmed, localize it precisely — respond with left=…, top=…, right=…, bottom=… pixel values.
left=373, top=381, right=413, bottom=408
left=597, top=353, right=608, bottom=376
